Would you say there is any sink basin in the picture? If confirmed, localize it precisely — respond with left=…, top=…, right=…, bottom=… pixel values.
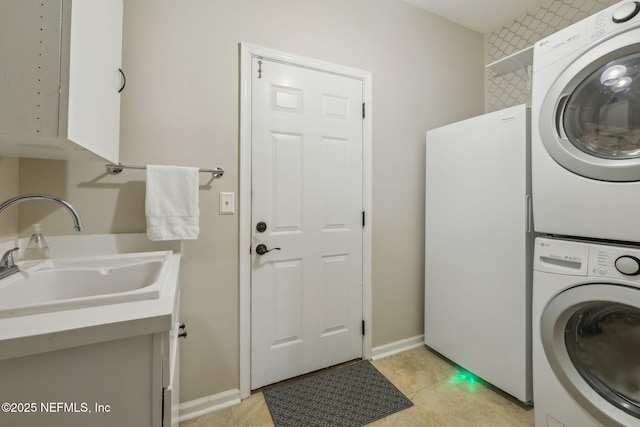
left=0, top=251, right=172, bottom=318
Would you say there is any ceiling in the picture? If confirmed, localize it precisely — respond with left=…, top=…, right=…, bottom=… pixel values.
left=402, top=0, right=546, bottom=33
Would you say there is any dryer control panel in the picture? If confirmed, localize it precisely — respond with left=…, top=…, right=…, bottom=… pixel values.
left=588, top=1, right=640, bottom=41
left=534, top=0, right=640, bottom=73
left=535, top=237, right=640, bottom=282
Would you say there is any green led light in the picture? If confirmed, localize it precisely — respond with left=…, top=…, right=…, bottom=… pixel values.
left=448, top=369, right=479, bottom=388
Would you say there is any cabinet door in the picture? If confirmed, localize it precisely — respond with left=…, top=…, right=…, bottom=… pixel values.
left=158, top=289, right=181, bottom=426
left=0, top=0, right=122, bottom=162
left=65, top=0, right=123, bottom=162
left=0, top=335, right=154, bottom=427
left=167, top=322, right=180, bottom=427
left=165, top=291, right=181, bottom=427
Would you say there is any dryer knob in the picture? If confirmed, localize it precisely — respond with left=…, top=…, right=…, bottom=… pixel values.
left=612, top=1, right=640, bottom=23
left=615, top=255, right=640, bottom=275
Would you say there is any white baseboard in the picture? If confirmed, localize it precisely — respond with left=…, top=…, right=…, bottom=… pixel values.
left=178, top=388, right=241, bottom=422
left=371, top=334, right=424, bottom=360
left=178, top=336, right=424, bottom=422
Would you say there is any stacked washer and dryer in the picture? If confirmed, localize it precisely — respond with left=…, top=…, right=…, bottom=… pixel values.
left=531, top=1, right=640, bottom=426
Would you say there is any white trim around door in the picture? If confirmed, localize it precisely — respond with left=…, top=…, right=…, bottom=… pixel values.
left=239, top=42, right=373, bottom=399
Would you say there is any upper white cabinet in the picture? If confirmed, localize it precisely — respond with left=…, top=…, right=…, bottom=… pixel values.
left=0, top=0, right=123, bottom=163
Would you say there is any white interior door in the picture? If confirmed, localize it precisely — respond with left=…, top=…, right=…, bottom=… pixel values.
left=250, top=57, right=364, bottom=389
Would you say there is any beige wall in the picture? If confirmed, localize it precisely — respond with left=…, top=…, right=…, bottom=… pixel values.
left=15, top=0, right=484, bottom=403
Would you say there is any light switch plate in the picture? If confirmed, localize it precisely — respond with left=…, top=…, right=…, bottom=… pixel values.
left=219, top=192, right=235, bottom=215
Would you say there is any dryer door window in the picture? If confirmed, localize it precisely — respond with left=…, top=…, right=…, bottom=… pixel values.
left=563, top=52, right=640, bottom=160
left=565, top=301, right=640, bottom=417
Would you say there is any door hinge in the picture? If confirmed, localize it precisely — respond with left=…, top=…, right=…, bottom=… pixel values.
left=362, top=103, right=365, bottom=119
left=362, top=211, right=365, bottom=228
left=362, top=320, right=365, bottom=336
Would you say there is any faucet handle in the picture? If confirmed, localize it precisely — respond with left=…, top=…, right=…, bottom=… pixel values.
left=0, top=247, right=19, bottom=268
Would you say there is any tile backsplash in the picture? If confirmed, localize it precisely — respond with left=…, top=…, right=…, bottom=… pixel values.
left=485, top=0, right=619, bottom=112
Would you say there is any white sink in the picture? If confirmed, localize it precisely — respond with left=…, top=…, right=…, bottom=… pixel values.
left=0, top=251, right=172, bottom=318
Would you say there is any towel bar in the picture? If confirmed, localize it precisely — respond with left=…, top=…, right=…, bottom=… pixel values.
left=106, top=164, right=224, bottom=179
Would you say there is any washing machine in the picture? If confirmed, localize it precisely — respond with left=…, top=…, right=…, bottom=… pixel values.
left=533, top=236, right=640, bottom=427
left=531, top=1, right=640, bottom=243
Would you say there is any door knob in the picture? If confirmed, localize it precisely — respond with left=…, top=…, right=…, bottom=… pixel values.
left=255, top=244, right=281, bottom=255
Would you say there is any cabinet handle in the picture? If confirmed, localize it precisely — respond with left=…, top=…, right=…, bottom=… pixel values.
left=118, top=68, right=126, bottom=93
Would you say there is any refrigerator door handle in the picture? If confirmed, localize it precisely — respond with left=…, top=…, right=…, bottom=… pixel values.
left=526, top=195, right=533, bottom=233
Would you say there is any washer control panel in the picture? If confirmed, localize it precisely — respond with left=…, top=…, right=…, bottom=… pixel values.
left=535, top=237, right=640, bottom=282
left=535, top=238, right=588, bottom=275
left=589, top=246, right=640, bottom=280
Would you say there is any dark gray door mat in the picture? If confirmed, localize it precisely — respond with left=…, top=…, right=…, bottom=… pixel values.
left=262, top=360, right=413, bottom=427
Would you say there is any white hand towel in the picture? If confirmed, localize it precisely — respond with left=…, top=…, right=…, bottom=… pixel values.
left=145, top=165, right=200, bottom=241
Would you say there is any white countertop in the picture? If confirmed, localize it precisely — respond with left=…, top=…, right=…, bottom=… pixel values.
left=0, top=234, right=182, bottom=361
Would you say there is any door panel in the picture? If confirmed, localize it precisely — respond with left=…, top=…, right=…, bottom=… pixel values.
left=272, top=132, right=303, bottom=231
left=251, top=58, right=363, bottom=389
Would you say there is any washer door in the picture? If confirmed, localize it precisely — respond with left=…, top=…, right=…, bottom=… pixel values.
left=541, top=284, right=640, bottom=426
left=540, top=27, right=640, bottom=181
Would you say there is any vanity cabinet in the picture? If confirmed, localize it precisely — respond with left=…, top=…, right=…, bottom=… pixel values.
left=0, top=0, right=123, bottom=162
left=0, top=293, right=182, bottom=427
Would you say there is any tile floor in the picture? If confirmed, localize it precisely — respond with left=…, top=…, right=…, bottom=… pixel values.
left=180, top=345, right=534, bottom=426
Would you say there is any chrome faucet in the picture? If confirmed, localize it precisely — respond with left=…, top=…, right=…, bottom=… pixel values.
left=0, top=194, right=84, bottom=232
left=0, top=248, right=19, bottom=279
left=0, top=194, right=84, bottom=279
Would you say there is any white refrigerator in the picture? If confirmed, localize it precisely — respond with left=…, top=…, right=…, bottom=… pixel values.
left=424, top=104, right=532, bottom=404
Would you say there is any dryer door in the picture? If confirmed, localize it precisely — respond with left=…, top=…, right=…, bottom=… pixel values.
left=540, top=27, right=640, bottom=181
left=541, top=284, right=640, bottom=427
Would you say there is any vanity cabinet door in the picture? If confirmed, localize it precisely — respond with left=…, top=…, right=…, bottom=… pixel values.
left=163, top=320, right=181, bottom=427
left=0, top=0, right=122, bottom=163
left=0, top=335, right=154, bottom=427
left=161, top=289, right=181, bottom=427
